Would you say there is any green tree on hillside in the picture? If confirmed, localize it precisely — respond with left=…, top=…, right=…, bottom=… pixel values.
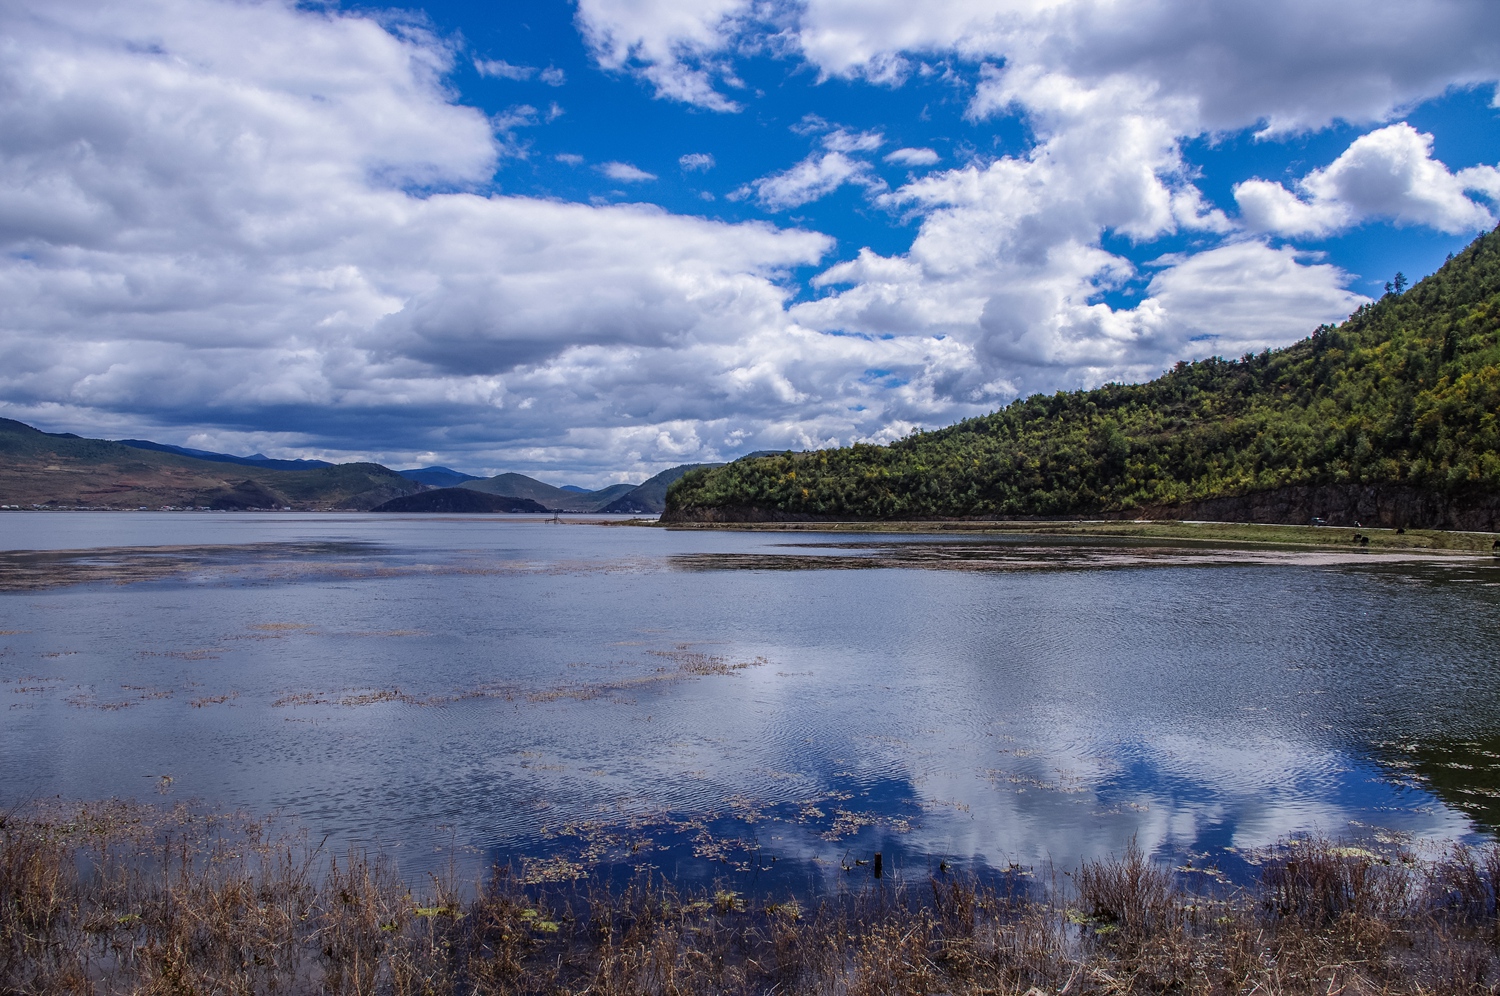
left=668, top=227, right=1500, bottom=522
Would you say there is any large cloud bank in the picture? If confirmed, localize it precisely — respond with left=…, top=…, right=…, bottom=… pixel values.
left=1, top=0, right=1497, bottom=478
left=579, top=0, right=1499, bottom=398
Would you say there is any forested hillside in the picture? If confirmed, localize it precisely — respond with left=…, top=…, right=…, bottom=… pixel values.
left=666, top=228, right=1500, bottom=529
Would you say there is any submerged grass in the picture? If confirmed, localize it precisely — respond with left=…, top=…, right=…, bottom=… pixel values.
left=4, top=801, right=1500, bottom=995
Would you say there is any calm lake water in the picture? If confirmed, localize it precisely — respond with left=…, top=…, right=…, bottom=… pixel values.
left=3, top=512, right=1499, bottom=891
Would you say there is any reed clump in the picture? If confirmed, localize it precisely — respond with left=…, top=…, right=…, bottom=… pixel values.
left=4, top=801, right=1500, bottom=995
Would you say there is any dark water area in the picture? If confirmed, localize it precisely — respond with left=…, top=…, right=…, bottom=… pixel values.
left=3, top=512, right=1500, bottom=895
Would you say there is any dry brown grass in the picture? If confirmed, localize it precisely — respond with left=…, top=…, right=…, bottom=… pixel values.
left=3, top=802, right=1499, bottom=995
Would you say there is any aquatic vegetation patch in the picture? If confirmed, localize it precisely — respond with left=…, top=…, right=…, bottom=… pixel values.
left=345, top=628, right=429, bottom=638
left=0, top=539, right=668, bottom=594
left=271, top=687, right=448, bottom=708
left=669, top=540, right=1489, bottom=575
left=138, top=647, right=223, bottom=660
left=518, top=855, right=587, bottom=884
left=4, top=799, right=1500, bottom=994
left=4, top=675, right=67, bottom=693
left=118, top=684, right=173, bottom=700
left=522, top=648, right=770, bottom=705
left=61, top=683, right=177, bottom=710
left=0, top=541, right=393, bottom=591
left=527, top=788, right=919, bottom=876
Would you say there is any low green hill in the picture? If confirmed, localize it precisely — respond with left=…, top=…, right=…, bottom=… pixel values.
left=665, top=228, right=1500, bottom=531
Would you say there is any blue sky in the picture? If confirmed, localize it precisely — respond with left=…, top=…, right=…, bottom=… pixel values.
left=406, top=0, right=1500, bottom=300
left=2, top=0, right=1498, bottom=484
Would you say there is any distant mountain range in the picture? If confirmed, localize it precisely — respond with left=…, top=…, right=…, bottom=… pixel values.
left=116, top=439, right=336, bottom=472
left=0, top=418, right=719, bottom=514
left=115, top=440, right=487, bottom=491
left=113, top=440, right=716, bottom=512
left=458, top=474, right=675, bottom=513
left=0, top=419, right=420, bottom=510
left=395, top=466, right=481, bottom=488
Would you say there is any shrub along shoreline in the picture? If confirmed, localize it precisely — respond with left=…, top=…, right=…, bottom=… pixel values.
left=658, top=516, right=1500, bottom=555
left=3, top=799, right=1499, bottom=995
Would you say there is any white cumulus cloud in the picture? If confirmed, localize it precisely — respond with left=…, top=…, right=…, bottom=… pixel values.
left=473, top=61, right=567, bottom=87
left=566, top=0, right=1484, bottom=406
left=791, top=70, right=1352, bottom=396
left=574, top=0, right=1500, bottom=133
left=746, top=152, right=883, bottom=211
left=574, top=0, right=748, bottom=111
left=885, top=147, right=940, bottom=167
left=475, top=59, right=534, bottom=81
left=5, top=0, right=1498, bottom=481
left=598, top=161, right=658, bottom=182
left=4, top=0, right=967, bottom=481
left=1235, top=123, right=1500, bottom=237
left=821, top=128, right=884, bottom=154
left=795, top=0, right=1500, bottom=135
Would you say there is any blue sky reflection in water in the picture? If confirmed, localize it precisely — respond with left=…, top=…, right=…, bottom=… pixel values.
left=1, top=514, right=1498, bottom=890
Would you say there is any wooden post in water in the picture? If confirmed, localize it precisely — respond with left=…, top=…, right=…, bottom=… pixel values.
left=873, top=852, right=883, bottom=879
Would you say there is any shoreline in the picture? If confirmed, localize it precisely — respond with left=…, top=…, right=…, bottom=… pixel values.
left=656, top=517, right=1500, bottom=554
left=4, top=798, right=1498, bottom=995
left=6, top=508, right=1499, bottom=558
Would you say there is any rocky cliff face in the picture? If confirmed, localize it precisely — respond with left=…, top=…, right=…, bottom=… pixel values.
left=664, top=484, right=1500, bottom=531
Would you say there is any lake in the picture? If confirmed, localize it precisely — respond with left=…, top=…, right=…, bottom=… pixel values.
left=2, top=512, right=1498, bottom=892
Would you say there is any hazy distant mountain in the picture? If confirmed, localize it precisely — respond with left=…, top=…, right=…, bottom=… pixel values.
left=6, top=418, right=766, bottom=516
left=118, top=440, right=482, bottom=488
left=460, top=473, right=576, bottom=506
left=371, top=488, right=547, bottom=513
left=1, top=419, right=421, bottom=510
left=598, top=463, right=722, bottom=514
left=573, top=483, right=638, bottom=511
left=116, top=438, right=334, bottom=471
left=397, top=466, right=480, bottom=488
left=459, top=465, right=729, bottom=514
left=460, top=474, right=642, bottom=511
